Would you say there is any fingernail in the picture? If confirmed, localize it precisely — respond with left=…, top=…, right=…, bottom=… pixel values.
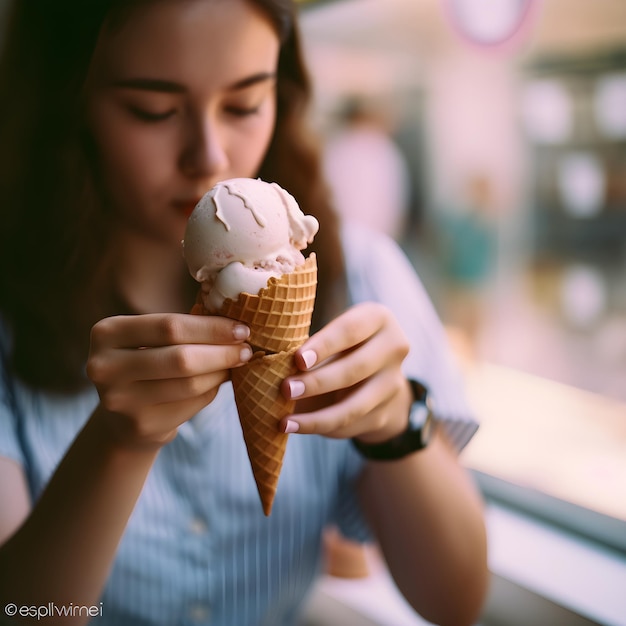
left=284, top=420, right=300, bottom=434
left=287, top=380, right=305, bottom=399
left=239, top=346, right=252, bottom=362
left=233, top=324, right=250, bottom=340
left=301, top=350, right=317, bottom=369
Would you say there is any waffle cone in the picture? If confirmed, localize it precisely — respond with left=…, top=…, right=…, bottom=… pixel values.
left=190, top=254, right=317, bottom=515
left=211, top=254, right=317, bottom=353
left=231, top=349, right=298, bottom=516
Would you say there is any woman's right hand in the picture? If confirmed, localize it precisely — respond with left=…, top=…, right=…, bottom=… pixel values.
left=86, top=313, right=251, bottom=450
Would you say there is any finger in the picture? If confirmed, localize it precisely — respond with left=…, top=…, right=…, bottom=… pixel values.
left=284, top=326, right=407, bottom=401
left=90, top=313, right=250, bottom=350
left=281, top=368, right=402, bottom=439
left=294, top=303, right=389, bottom=371
left=102, top=385, right=225, bottom=446
left=100, top=371, right=230, bottom=414
left=87, top=343, right=252, bottom=385
left=285, top=342, right=382, bottom=400
left=150, top=386, right=224, bottom=425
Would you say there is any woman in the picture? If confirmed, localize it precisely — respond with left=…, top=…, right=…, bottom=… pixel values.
left=0, top=1, right=488, bottom=624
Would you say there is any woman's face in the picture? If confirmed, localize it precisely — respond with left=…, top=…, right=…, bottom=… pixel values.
left=85, top=0, right=280, bottom=245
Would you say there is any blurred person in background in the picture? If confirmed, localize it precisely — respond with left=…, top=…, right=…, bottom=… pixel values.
left=0, top=1, right=488, bottom=625
left=323, top=95, right=412, bottom=241
left=438, top=173, right=498, bottom=358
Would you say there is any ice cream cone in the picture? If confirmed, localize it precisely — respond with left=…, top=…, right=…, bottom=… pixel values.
left=190, top=254, right=318, bottom=515
left=231, top=349, right=298, bottom=516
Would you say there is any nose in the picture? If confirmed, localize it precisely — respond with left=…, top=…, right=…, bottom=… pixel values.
left=179, top=114, right=229, bottom=179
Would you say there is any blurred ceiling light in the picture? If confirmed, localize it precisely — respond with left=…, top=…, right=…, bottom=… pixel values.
left=593, top=73, right=626, bottom=140
left=560, top=265, right=606, bottom=328
left=521, top=79, right=572, bottom=144
left=557, top=152, right=605, bottom=218
left=445, top=0, right=535, bottom=47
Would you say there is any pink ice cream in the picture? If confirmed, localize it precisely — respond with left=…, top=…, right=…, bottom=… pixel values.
left=183, top=178, right=319, bottom=312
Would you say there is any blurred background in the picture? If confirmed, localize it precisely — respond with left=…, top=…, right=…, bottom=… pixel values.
left=298, top=0, right=626, bottom=516
left=301, top=0, right=626, bottom=401
left=297, top=0, right=626, bottom=624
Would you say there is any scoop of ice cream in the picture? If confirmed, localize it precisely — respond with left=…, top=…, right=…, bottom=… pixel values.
left=183, top=178, right=319, bottom=312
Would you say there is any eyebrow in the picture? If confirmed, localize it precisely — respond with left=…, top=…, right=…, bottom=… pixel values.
left=113, top=72, right=276, bottom=93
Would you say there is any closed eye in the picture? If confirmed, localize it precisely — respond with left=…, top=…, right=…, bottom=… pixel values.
left=129, top=106, right=176, bottom=122
left=225, top=104, right=261, bottom=117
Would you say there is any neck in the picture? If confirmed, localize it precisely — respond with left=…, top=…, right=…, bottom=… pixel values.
left=113, top=230, right=194, bottom=314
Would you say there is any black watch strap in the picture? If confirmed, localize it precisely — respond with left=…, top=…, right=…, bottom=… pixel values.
left=351, top=380, right=435, bottom=461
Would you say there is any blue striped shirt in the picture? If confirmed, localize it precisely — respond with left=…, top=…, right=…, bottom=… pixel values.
left=0, top=225, right=477, bottom=625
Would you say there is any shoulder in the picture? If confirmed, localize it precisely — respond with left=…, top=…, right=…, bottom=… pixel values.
left=340, top=222, right=429, bottom=307
left=0, top=316, right=26, bottom=469
left=341, top=222, right=409, bottom=273
left=0, top=319, right=96, bottom=497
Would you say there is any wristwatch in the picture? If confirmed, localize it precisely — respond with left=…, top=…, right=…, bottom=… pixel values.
left=352, top=379, right=436, bottom=461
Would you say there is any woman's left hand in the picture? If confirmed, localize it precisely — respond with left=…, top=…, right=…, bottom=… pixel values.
left=280, top=302, right=413, bottom=443
left=282, top=304, right=490, bottom=626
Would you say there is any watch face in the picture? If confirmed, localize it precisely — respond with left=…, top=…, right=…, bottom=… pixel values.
left=421, top=410, right=435, bottom=446
left=408, top=400, right=428, bottom=429
left=408, top=394, right=435, bottom=447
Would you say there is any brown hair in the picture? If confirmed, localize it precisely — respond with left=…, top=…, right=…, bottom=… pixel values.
left=0, top=0, right=343, bottom=391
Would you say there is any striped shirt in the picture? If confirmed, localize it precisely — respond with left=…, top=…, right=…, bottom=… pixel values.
left=0, top=225, right=477, bottom=625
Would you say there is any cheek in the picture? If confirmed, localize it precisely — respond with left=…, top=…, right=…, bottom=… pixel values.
left=236, top=107, right=276, bottom=176
left=260, top=101, right=277, bottom=155
left=90, top=112, right=170, bottom=202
